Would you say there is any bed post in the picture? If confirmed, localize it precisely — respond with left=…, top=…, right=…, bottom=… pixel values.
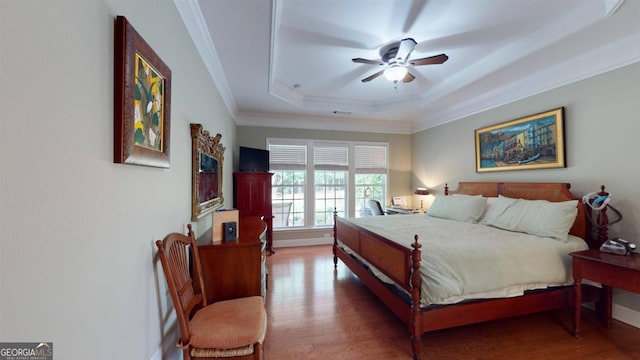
left=444, top=183, right=449, bottom=195
left=410, top=235, right=422, bottom=360
left=333, top=208, right=338, bottom=268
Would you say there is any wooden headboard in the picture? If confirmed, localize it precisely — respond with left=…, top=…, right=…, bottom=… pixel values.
left=445, top=182, right=593, bottom=248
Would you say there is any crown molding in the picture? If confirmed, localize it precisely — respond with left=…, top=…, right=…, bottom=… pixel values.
left=603, top=0, right=625, bottom=16
left=411, top=30, right=640, bottom=133
left=173, top=0, right=238, bottom=118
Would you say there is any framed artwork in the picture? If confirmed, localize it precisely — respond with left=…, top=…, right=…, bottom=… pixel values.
left=475, top=107, right=565, bottom=172
left=114, top=16, right=171, bottom=168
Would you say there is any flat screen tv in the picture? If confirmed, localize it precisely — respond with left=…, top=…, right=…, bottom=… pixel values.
left=239, top=146, right=269, bottom=172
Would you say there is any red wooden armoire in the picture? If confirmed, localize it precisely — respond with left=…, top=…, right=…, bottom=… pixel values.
left=234, top=172, right=274, bottom=254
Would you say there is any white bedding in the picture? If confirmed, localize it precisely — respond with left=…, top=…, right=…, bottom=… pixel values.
left=340, top=214, right=588, bottom=307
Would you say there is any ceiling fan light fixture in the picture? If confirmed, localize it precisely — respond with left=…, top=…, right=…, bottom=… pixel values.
left=384, top=64, right=408, bottom=82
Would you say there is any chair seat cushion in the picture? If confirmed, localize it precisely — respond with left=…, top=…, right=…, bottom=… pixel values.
left=188, top=296, right=267, bottom=350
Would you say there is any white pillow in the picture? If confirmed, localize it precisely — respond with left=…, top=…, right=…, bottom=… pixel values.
left=427, top=194, right=488, bottom=223
left=478, top=197, right=498, bottom=223
left=480, top=195, right=515, bottom=225
left=482, top=195, right=578, bottom=242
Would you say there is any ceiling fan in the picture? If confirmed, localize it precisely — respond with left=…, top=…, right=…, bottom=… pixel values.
left=352, top=38, right=448, bottom=83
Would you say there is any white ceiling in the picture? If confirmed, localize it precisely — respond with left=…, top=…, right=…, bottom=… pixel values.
left=175, top=0, right=640, bottom=134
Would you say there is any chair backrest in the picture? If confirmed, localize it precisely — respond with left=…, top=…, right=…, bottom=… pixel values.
left=367, top=199, right=385, bottom=215
left=156, top=225, right=206, bottom=346
left=272, top=202, right=292, bottom=228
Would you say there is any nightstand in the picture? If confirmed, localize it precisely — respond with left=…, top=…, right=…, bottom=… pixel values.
left=570, top=249, right=640, bottom=337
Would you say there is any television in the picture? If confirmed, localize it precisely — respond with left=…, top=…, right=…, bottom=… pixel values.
left=239, top=146, right=270, bottom=172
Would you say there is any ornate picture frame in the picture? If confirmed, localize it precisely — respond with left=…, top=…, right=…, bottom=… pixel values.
left=114, top=16, right=171, bottom=168
left=475, top=107, right=565, bottom=172
left=191, top=123, right=225, bottom=221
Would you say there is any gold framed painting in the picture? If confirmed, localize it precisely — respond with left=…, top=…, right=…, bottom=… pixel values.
left=190, top=123, right=225, bottom=221
left=475, top=107, right=565, bottom=172
left=114, top=16, right=171, bottom=168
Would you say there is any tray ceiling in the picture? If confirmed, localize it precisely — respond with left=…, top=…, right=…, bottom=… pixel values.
left=175, top=0, right=639, bottom=133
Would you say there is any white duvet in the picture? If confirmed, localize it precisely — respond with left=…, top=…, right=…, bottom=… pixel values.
left=341, top=214, right=588, bottom=307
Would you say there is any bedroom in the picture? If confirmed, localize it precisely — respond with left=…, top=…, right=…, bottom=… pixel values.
left=0, top=0, right=638, bottom=359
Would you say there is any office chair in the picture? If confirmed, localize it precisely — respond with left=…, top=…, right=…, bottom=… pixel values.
left=366, top=199, right=385, bottom=216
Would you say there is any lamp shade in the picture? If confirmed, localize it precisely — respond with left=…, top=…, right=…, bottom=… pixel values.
left=384, top=64, right=408, bottom=82
left=414, top=187, right=429, bottom=195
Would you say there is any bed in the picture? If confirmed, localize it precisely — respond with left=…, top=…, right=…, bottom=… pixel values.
left=332, top=182, right=604, bottom=360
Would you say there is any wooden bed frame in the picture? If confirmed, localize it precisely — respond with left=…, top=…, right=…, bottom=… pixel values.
left=332, top=182, right=603, bottom=360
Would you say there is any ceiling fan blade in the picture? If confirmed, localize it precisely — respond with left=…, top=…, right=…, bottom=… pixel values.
left=410, top=53, right=449, bottom=66
left=402, top=72, right=415, bottom=83
left=352, top=57, right=385, bottom=66
left=361, top=70, right=385, bottom=82
left=396, top=38, right=417, bottom=63
left=402, top=0, right=426, bottom=33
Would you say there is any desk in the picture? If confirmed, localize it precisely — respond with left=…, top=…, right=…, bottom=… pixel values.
left=386, top=207, right=421, bottom=215
left=571, top=249, right=640, bottom=337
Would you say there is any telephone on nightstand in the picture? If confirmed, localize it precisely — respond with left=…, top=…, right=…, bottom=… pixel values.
left=600, top=238, right=637, bottom=256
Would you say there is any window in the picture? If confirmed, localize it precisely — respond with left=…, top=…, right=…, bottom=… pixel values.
left=313, top=142, right=348, bottom=225
left=269, top=143, right=306, bottom=228
left=268, top=139, right=387, bottom=229
left=354, top=145, right=387, bottom=218
left=271, top=170, right=305, bottom=227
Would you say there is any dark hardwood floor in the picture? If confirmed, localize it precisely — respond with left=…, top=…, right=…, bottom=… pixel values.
left=264, top=245, right=640, bottom=360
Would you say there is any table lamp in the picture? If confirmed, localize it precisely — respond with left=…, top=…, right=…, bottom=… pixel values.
left=414, top=187, right=429, bottom=210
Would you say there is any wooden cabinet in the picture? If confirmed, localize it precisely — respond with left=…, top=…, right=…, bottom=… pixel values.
left=196, top=216, right=267, bottom=304
left=234, top=172, right=274, bottom=254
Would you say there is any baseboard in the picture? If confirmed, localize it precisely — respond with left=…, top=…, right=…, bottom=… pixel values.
left=150, top=324, right=181, bottom=360
left=150, top=347, right=161, bottom=360
left=273, top=237, right=332, bottom=248
left=613, top=303, right=640, bottom=329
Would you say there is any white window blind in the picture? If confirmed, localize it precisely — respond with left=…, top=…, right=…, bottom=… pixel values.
left=314, top=143, right=348, bottom=171
left=268, top=144, right=307, bottom=170
left=355, top=144, right=387, bottom=174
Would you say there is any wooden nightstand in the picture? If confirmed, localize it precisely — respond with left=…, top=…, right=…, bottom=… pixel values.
left=570, top=249, right=640, bottom=337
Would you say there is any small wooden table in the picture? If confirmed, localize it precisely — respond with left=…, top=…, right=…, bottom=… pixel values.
left=571, top=249, right=640, bottom=337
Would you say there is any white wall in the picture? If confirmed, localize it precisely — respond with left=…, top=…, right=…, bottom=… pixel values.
left=411, top=62, right=640, bottom=324
left=0, top=1, right=234, bottom=359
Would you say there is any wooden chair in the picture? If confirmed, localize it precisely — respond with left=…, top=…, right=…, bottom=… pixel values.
left=156, top=225, right=266, bottom=360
